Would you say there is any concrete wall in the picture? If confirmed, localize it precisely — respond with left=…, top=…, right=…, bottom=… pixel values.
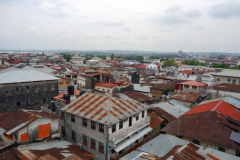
left=0, top=80, right=59, bottom=112
left=213, top=75, right=240, bottom=85
left=206, top=89, right=240, bottom=100
left=58, top=77, right=71, bottom=89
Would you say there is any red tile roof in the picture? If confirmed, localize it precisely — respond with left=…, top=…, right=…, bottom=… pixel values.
left=222, top=60, right=237, bottom=62
left=181, top=81, right=207, bottom=86
left=115, top=81, right=131, bottom=85
left=179, top=70, right=202, bottom=74
left=95, top=82, right=116, bottom=88
left=135, top=64, right=146, bottom=69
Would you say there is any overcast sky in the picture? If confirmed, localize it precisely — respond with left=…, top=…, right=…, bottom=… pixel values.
left=0, top=0, right=240, bottom=52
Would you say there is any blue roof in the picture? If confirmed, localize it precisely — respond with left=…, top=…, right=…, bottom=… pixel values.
left=124, top=60, right=140, bottom=62
left=227, top=98, right=240, bottom=105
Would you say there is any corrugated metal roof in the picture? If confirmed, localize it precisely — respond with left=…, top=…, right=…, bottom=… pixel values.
left=230, top=131, right=240, bottom=144
left=114, top=126, right=152, bottom=152
left=137, top=134, right=189, bottom=157
left=171, top=92, right=201, bottom=102
left=62, top=93, right=149, bottom=124
left=12, top=140, right=97, bottom=160
left=213, top=69, right=240, bottom=77
left=151, top=100, right=190, bottom=118
left=123, top=91, right=152, bottom=102
left=0, top=67, right=59, bottom=84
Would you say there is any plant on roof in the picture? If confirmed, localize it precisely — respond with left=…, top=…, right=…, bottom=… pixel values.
left=162, top=87, right=174, bottom=95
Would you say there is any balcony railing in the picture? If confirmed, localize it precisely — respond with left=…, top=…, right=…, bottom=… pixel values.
left=109, top=116, right=150, bottom=144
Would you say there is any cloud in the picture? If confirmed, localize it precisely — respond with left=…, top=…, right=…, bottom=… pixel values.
left=62, top=24, right=69, bottom=30
left=208, top=2, right=240, bottom=19
left=183, top=9, right=202, bottom=18
left=84, top=33, right=97, bottom=39
left=29, top=26, right=42, bottom=36
left=151, top=6, right=201, bottom=26
left=165, top=6, right=181, bottom=13
left=3, top=30, right=14, bottom=36
left=192, top=26, right=205, bottom=30
left=122, top=27, right=132, bottom=31
left=105, top=34, right=124, bottom=40
left=99, top=21, right=126, bottom=27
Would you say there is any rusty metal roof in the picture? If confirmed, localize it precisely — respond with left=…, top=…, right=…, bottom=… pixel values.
left=123, top=91, right=152, bottom=102
left=162, top=111, right=240, bottom=150
left=0, top=110, right=60, bottom=135
left=151, top=80, right=189, bottom=90
left=148, top=114, right=163, bottom=129
left=7, top=140, right=97, bottom=160
left=148, top=107, right=177, bottom=123
left=207, top=83, right=240, bottom=93
left=170, top=91, right=201, bottom=102
left=62, top=93, right=149, bottom=125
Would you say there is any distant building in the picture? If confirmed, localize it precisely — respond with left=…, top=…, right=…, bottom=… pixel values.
left=70, top=54, right=85, bottom=64
left=122, top=60, right=140, bottom=65
left=213, top=69, right=240, bottom=84
left=0, top=65, right=59, bottom=112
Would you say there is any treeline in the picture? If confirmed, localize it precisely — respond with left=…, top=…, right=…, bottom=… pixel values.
left=183, top=60, right=205, bottom=66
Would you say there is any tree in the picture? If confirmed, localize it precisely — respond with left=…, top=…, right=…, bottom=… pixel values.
left=111, top=54, right=114, bottom=60
left=151, top=83, right=156, bottom=86
left=162, top=87, right=174, bottom=95
left=163, top=60, right=177, bottom=66
left=183, top=60, right=205, bottom=66
left=211, top=63, right=229, bottom=69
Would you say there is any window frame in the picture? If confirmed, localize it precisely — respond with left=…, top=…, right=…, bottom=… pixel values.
left=136, top=114, right=139, bottom=121
left=61, top=126, right=65, bottom=137
left=142, top=111, right=145, bottom=118
left=83, top=118, right=88, bottom=127
left=72, top=130, right=75, bottom=142
left=83, top=135, right=87, bottom=146
left=61, top=111, right=65, bottom=118
left=119, top=121, right=123, bottom=130
left=71, top=114, right=75, bottom=122
left=91, top=139, right=96, bottom=150
left=99, top=142, right=104, bottom=154
left=99, top=123, right=104, bottom=133
left=112, top=124, right=116, bottom=133
left=91, top=121, right=96, bottom=130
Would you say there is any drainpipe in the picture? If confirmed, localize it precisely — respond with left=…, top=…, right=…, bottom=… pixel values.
left=105, top=97, right=110, bottom=160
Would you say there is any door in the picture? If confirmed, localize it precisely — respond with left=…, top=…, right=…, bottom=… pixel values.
left=129, top=117, right=132, bottom=127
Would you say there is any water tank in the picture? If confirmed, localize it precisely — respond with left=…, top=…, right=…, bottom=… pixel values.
left=68, top=85, right=74, bottom=95
left=63, top=94, right=70, bottom=100
left=80, top=91, right=86, bottom=96
left=49, top=101, right=55, bottom=109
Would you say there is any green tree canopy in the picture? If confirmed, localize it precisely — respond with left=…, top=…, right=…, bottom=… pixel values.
left=211, top=63, right=229, bottom=69
left=162, top=87, right=174, bottom=95
left=183, top=60, right=205, bottom=66
left=163, top=60, right=177, bottom=66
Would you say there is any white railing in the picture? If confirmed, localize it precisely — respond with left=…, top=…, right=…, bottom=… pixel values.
left=109, top=116, right=150, bottom=144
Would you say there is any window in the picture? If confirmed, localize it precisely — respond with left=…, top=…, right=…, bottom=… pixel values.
left=17, top=102, right=20, bottom=107
left=72, top=130, right=75, bottom=142
left=83, top=135, right=87, bottom=146
left=192, top=140, right=200, bottom=145
left=217, top=78, right=220, bottom=81
left=135, top=140, right=138, bottom=143
left=43, top=98, right=46, bottom=104
left=91, top=121, right=96, bottom=130
left=61, top=111, right=65, bottom=118
left=112, top=124, right=116, bottom=133
left=71, top=114, right=75, bottom=122
left=83, top=118, right=87, bottom=127
left=59, top=82, right=64, bottom=85
left=228, top=78, right=230, bottom=82
left=66, top=81, right=70, bottom=84
left=233, top=79, right=236, bottom=84
left=136, top=114, right=139, bottom=121
left=91, top=139, right=96, bottom=150
left=142, top=111, right=145, bottom=118
left=107, top=89, right=110, bottom=92
left=16, top=87, right=19, bottom=92
left=218, top=147, right=225, bottom=152
left=26, top=100, right=29, bottom=106
left=192, top=86, right=197, bottom=89
left=119, top=121, right=123, bottom=130
left=99, top=142, right=104, bottom=154
left=185, top=85, right=189, bottom=88
left=26, top=86, right=29, bottom=91
left=119, top=150, right=123, bottom=155
left=61, top=126, right=65, bottom=137
left=129, top=117, right=132, bottom=127
left=99, top=124, right=104, bottom=133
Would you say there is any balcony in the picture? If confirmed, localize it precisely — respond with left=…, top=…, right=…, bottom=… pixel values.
left=109, top=116, right=150, bottom=145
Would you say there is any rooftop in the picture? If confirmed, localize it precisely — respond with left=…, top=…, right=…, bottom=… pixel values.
left=62, top=93, right=149, bottom=125
left=181, top=81, right=207, bottom=86
left=95, top=82, right=116, bottom=88
left=208, top=83, right=240, bottom=93
left=123, top=91, right=152, bottom=102
left=0, top=140, right=96, bottom=160
left=170, top=91, right=202, bottom=102
left=213, top=69, right=240, bottom=77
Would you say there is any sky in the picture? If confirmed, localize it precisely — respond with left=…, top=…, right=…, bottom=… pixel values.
left=0, top=0, right=240, bottom=52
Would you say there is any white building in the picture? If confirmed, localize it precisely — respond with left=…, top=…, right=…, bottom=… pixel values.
left=122, top=60, right=140, bottom=65
left=70, top=54, right=85, bottom=64
left=201, top=72, right=215, bottom=86
left=146, top=63, right=161, bottom=69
